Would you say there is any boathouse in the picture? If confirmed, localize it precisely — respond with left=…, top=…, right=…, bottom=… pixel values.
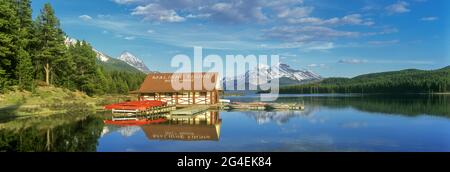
left=133, top=72, right=221, bottom=105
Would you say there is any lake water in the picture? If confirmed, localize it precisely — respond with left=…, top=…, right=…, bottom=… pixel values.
left=1, top=94, right=449, bottom=152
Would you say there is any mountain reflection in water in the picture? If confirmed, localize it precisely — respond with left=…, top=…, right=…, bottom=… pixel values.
left=229, top=94, right=450, bottom=118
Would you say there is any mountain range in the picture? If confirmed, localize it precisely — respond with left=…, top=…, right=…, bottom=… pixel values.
left=224, top=63, right=322, bottom=90
left=64, top=37, right=152, bottom=74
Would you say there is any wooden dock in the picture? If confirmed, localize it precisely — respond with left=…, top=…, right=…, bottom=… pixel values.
left=112, top=105, right=176, bottom=115
left=171, top=105, right=210, bottom=115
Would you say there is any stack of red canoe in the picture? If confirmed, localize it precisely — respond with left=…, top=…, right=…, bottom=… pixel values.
left=104, top=100, right=167, bottom=111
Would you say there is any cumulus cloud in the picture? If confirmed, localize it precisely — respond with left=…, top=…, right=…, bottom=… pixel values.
left=204, top=1, right=268, bottom=23
left=277, top=7, right=313, bottom=19
left=79, top=15, right=93, bottom=21
left=287, top=14, right=374, bottom=26
left=106, top=0, right=397, bottom=51
left=386, top=1, right=410, bottom=14
left=132, top=3, right=185, bottom=22
left=112, top=0, right=307, bottom=23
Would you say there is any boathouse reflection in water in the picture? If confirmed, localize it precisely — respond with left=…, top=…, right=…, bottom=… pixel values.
left=103, top=111, right=222, bottom=141
left=142, top=111, right=221, bottom=141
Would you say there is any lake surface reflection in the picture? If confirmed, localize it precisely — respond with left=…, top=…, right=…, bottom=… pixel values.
left=1, top=94, right=449, bottom=152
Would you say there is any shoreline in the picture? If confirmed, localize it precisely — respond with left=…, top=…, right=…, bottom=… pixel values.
left=267, top=92, right=450, bottom=95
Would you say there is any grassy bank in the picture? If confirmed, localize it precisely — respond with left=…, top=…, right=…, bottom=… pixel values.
left=0, top=86, right=134, bottom=122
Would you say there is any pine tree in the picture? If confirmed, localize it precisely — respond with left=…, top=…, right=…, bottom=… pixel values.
left=34, top=3, right=66, bottom=86
left=15, top=0, right=34, bottom=90
left=67, top=41, right=98, bottom=95
left=0, top=0, right=19, bottom=91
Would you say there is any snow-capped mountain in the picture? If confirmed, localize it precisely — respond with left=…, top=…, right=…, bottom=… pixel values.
left=64, top=37, right=152, bottom=73
left=224, top=63, right=322, bottom=87
left=118, top=51, right=151, bottom=73
left=93, top=49, right=110, bottom=62
left=64, top=37, right=110, bottom=62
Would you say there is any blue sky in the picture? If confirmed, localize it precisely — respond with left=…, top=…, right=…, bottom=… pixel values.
left=31, top=0, right=449, bottom=77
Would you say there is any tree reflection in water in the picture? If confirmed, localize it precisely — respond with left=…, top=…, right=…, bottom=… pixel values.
left=0, top=114, right=104, bottom=152
left=234, top=94, right=450, bottom=124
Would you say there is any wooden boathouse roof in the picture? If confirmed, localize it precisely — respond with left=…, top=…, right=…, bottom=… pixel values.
left=134, top=72, right=220, bottom=93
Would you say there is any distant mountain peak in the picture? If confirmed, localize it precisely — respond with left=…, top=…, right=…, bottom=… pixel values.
left=225, top=63, right=322, bottom=87
left=64, top=37, right=110, bottom=62
left=93, top=49, right=110, bottom=62
left=64, top=37, right=150, bottom=74
left=118, top=51, right=151, bottom=73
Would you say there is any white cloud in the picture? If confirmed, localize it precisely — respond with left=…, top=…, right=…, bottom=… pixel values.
left=307, top=42, right=334, bottom=50
left=132, top=4, right=185, bottom=22
left=288, top=14, right=374, bottom=26
left=124, top=36, right=136, bottom=40
left=206, top=1, right=268, bottom=23
left=420, top=17, right=438, bottom=21
left=308, top=64, right=326, bottom=68
left=279, top=52, right=298, bottom=58
left=112, top=0, right=306, bottom=23
left=186, top=13, right=212, bottom=19
left=277, top=7, right=313, bottom=19
left=211, top=3, right=232, bottom=11
left=92, top=0, right=398, bottom=51
left=79, top=15, right=93, bottom=21
left=386, top=1, right=410, bottom=14
left=113, top=0, right=141, bottom=4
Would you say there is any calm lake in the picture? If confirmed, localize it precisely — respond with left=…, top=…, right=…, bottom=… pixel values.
left=1, top=94, right=449, bottom=152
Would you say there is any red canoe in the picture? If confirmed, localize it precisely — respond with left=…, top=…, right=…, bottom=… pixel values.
left=104, top=100, right=167, bottom=111
left=103, top=118, right=167, bottom=126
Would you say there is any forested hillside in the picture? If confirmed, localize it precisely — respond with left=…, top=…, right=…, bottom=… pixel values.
left=278, top=66, right=450, bottom=94
left=0, top=1, right=146, bottom=95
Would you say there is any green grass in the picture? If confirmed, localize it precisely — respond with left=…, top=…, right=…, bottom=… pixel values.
left=0, top=86, right=134, bottom=121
